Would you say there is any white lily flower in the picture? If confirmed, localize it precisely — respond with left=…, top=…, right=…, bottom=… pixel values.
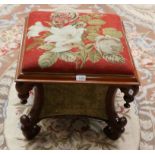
left=44, top=25, right=85, bottom=52
left=27, top=22, right=50, bottom=39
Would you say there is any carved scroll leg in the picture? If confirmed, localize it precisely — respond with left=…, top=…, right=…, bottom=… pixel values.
left=120, top=86, right=139, bottom=108
left=104, top=87, right=127, bottom=140
left=15, top=82, right=33, bottom=104
left=20, top=84, right=44, bottom=140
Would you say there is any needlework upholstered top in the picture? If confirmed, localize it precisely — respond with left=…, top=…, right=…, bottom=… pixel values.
left=22, top=11, right=135, bottom=75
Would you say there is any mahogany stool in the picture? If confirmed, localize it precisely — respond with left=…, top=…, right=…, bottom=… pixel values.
left=15, top=11, right=140, bottom=140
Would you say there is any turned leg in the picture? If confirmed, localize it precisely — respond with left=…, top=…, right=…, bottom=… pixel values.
left=120, top=86, right=139, bottom=108
left=20, top=84, right=44, bottom=140
left=15, top=82, right=33, bottom=104
left=104, top=87, right=127, bottom=140
left=20, top=115, right=41, bottom=140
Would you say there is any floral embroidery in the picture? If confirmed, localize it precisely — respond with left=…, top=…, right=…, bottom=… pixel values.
left=27, top=12, right=125, bottom=69
left=51, top=11, right=79, bottom=27
left=44, top=25, right=85, bottom=53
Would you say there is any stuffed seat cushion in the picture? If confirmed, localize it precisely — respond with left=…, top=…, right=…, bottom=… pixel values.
left=22, top=11, right=135, bottom=75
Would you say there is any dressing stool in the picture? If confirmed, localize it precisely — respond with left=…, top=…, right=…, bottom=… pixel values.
left=15, top=11, right=140, bottom=140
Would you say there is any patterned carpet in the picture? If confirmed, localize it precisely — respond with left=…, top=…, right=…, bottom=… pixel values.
left=0, top=4, right=155, bottom=149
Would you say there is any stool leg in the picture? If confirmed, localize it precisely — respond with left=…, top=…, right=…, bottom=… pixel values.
left=120, top=86, right=139, bottom=108
left=20, top=115, right=41, bottom=140
left=20, top=84, right=44, bottom=140
left=104, top=87, right=127, bottom=140
left=15, top=82, right=33, bottom=104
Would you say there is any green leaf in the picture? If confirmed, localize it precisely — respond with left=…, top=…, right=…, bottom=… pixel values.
left=103, top=54, right=125, bottom=63
left=87, top=26, right=100, bottom=33
left=26, top=38, right=45, bottom=51
left=38, top=52, right=58, bottom=68
left=88, top=19, right=105, bottom=25
left=86, top=32, right=99, bottom=41
left=88, top=51, right=102, bottom=63
left=91, top=13, right=101, bottom=19
left=33, top=38, right=44, bottom=41
left=87, top=35, right=97, bottom=41
left=85, top=43, right=94, bottom=52
left=76, top=49, right=88, bottom=68
left=59, top=52, right=76, bottom=62
left=38, top=44, right=55, bottom=51
left=76, top=50, right=87, bottom=61
left=89, top=32, right=98, bottom=36
left=79, top=15, right=91, bottom=22
left=26, top=42, right=41, bottom=51
left=104, top=28, right=123, bottom=38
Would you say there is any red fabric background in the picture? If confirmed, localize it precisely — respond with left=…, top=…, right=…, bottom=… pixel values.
left=22, top=11, right=134, bottom=75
